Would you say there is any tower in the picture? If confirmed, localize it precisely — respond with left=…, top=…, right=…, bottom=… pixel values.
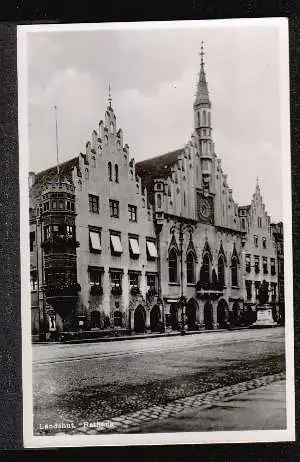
left=194, top=42, right=214, bottom=223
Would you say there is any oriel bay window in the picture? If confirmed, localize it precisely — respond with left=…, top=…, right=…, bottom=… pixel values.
left=110, top=232, right=123, bottom=256
left=168, top=248, right=178, bottom=283
left=89, top=227, right=101, bottom=253
left=30, top=271, right=38, bottom=291
left=129, top=236, right=140, bottom=259
left=186, top=252, right=195, bottom=284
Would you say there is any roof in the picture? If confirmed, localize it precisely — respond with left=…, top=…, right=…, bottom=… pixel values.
left=29, top=157, right=80, bottom=207
left=136, top=149, right=183, bottom=205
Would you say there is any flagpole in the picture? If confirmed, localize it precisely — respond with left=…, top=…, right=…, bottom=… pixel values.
left=54, top=105, right=60, bottom=181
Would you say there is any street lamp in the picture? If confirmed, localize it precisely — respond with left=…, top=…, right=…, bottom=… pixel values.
left=170, top=221, right=196, bottom=335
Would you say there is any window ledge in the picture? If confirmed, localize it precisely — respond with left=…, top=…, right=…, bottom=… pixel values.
left=231, top=286, right=240, bottom=289
left=187, top=283, right=196, bottom=287
left=168, top=282, right=180, bottom=286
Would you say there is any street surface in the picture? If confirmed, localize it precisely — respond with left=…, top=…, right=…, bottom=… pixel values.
left=32, top=327, right=285, bottom=434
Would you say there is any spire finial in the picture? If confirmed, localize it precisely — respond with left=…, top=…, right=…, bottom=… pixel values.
left=108, top=83, right=112, bottom=108
left=200, top=40, right=205, bottom=68
left=256, top=176, right=259, bottom=187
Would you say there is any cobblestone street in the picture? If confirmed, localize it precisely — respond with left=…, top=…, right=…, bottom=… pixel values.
left=33, top=327, right=285, bottom=435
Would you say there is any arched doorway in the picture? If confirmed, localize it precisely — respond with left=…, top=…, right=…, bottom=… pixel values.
left=230, top=301, right=240, bottom=326
left=150, top=305, right=161, bottom=332
left=170, top=304, right=179, bottom=330
left=134, top=305, right=146, bottom=332
left=204, top=302, right=213, bottom=330
left=186, top=299, right=198, bottom=330
left=217, top=299, right=229, bottom=329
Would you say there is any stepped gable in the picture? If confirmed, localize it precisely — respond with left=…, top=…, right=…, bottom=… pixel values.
left=136, top=148, right=183, bottom=205
left=29, top=157, right=80, bottom=206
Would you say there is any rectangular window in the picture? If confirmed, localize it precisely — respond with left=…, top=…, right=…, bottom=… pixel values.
left=30, top=231, right=35, bottom=252
left=66, top=225, right=74, bottom=237
left=245, top=254, right=251, bottom=273
left=110, top=233, right=123, bottom=255
left=89, top=268, right=101, bottom=285
left=254, top=235, right=258, bottom=247
left=146, top=240, right=158, bottom=259
left=254, top=255, right=260, bottom=273
left=52, top=200, right=57, bottom=209
left=129, top=237, right=140, bottom=258
left=262, top=237, right=267, bottom=249
left=147, top=274, right=157, bottom=291
left=128, top=204, right=137, bottom=222
left=30, top=271, right=37, bottom=291
left=44, top=225, right=51, bottom=241
left=109, top=200, right=119, bottom=218
left=89, top=227, right=101, bottom=253
left=263, top=257, right=268, bottom=274
left=245, top=280, right=252, bottom=300
left=271, top=258, right=276, bottom=275
left=129, top=272, right=139, bottom=287
left=271, top=282, right=277, bottom=302
left=255, top=281, right=261, bottom=299
left=89, top=194, right=99, bottom=214
left=110, top=270, right=123, bottom=294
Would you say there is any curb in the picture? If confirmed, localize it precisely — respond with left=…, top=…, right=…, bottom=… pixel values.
left=32, top=325, right=262, bottom=346
left=35, top=372, right=285, bottom=436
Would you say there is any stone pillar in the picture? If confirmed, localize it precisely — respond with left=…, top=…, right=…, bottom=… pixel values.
left=198, top=301, right=204, bottom=327
left=212, top=300, right=218, bottom=329
left=145, top=308, right=151, bottom=333
left=130, top=309, right=135, bottom=330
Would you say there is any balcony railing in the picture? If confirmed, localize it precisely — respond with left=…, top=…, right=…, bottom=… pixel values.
left=42, top=235, right=80, bottom=251
left=45, top=282, right=81, bottom=297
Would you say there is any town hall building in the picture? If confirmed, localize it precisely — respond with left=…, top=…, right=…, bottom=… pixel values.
left=29, top=45, right=283, bottom=340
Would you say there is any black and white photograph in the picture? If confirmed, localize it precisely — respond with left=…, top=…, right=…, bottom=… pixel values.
left=18, top=19, right=294, bottom=448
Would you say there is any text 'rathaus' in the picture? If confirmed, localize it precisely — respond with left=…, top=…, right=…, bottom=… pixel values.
left=29, top=46, right=285, bottom=341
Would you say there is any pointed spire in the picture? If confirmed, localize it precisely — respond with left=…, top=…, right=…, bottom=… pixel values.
left=108, top=83, right=112, bottom=108
left=195, top=41, right=210, bottom=105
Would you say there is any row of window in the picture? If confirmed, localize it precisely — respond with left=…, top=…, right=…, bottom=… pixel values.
left=245, top=255, right=276, bottom=275
left=42, top=199, right=75, bottom=213
left=168, top=250, right=239, bottom=287
left=89, top=268, right=157, bottom=292
left=253, top=235, right=267, bottom=248
left=245, top=280, right=277, bottom=301
left=89, top=227, right=158, bottom=260
left=89, top=194, right=138, bottom=221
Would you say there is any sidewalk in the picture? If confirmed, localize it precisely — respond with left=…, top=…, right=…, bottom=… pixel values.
left=33, top=325, right=261, bottom=345
left=125, top=376, right=287, bottom=433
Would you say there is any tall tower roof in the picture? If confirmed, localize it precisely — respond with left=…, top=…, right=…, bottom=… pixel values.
left=194, top=41, right=210, bottom=106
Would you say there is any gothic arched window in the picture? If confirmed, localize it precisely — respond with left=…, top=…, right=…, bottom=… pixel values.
left=115, top=164, right=119, bottom=183
left=91, top=156, right=96, bottom=167
left=186, top=252, right=195, bottom=284
left=183, top=191, right=186, bottom=207
left=169, top=249, right=178, bottom=283
left=108, top=162, right=112, bottom=181
left=208, top=111, right=211, bottom=127
left=202, top=110, right=207, bottom=126
left=218, top=256, right=225, bottom=288
left=231, top=257, right=238, bottom=287
left=84, top=168, right=89, bottom=179
left=197, top=111, right=200, bottom=127
left=201, top=253, right=210, bottom=284
left=157, top=194, right=161, bottom=209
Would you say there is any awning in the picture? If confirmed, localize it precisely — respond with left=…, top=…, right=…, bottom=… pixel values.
left=111, top=234, right=123, bottom=253
left=89, top=231, right=101, bottom=251
left=147, top=241, right=158, bottom=258
left=129, top=238, right=140, bottom=256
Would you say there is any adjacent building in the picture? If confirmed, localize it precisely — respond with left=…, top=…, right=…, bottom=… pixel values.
left=29, top=46, right=284, bottom=339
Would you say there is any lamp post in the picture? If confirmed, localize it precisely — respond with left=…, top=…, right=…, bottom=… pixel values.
left=170, top=221, right=196, bottom=335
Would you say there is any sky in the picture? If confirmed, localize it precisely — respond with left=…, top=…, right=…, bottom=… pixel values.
left=26, top=21, right=287, bottom=222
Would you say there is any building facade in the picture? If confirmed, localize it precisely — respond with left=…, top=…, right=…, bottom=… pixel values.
left=29, top=47, right=284, bottom=339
